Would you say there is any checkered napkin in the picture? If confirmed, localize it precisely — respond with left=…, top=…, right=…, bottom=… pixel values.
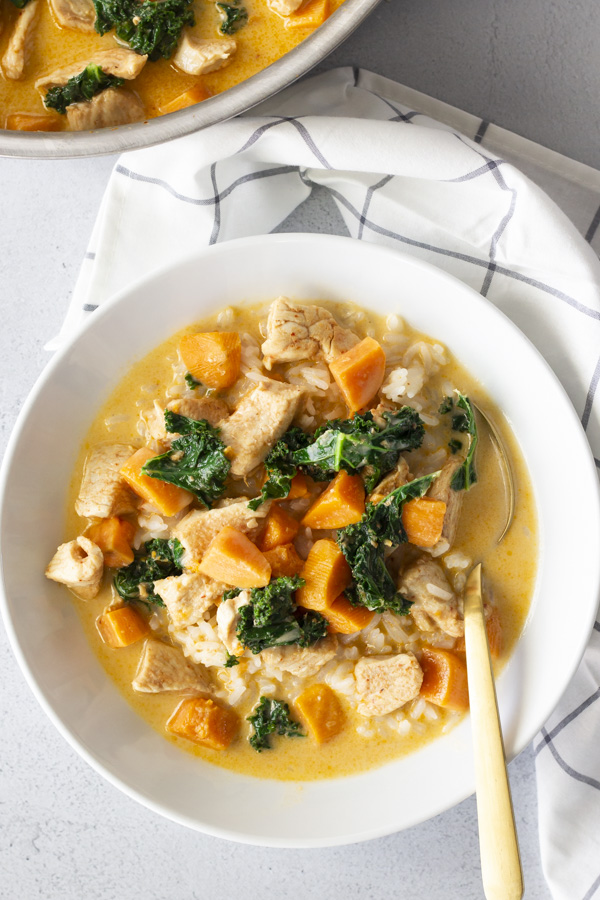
left=55, top=67, right=600, bottom=898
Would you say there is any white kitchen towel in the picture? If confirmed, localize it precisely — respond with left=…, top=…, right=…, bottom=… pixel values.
left=55, top=67, right=600, bottom=899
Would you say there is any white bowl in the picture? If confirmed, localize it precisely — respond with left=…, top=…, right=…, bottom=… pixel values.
left=1, top=234, right=599, bottom=847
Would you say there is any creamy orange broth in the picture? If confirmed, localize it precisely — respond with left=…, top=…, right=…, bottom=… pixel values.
left=63, top=300, right=538, bottom=781
left=0, top=0, right=344, bottom=126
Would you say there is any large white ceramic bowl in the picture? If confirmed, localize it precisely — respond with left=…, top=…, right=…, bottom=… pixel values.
left=1, top=234, right=599, bottom=847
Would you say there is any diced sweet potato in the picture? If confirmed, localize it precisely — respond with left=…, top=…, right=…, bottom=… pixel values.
left=198, top=526, right=271, bottom=588
left=285, top=472, right=308, bottom=500
left=455, top=606, right=503, bottom=660
left=120, top=447, right=193, bottom=517
left=167, top=697, right=239, bottom=750
left=322, top=594, right=374, bottom=634
left=295, top=683, right=344, bottom=744
left=179, top=332, right=241, bottom=389
left=96, top=606, right=149, bottom=648
left=262, top=543, right=305, bottom=578
left=419, top=647, right=469, bottom=711
left=285, top=0, right=330, bottom=28
left=402, top=498, right=447, bottom=548
left=301, top=470, right=365, bottom=530
left=328, top=336, right=386, bottom=412
left=296, top=539, right=353, bottom=612
left=86, top=517, right=136, bottom=568
left=6, top=113, right=61, bottom=131
left=159, top=83, right=211, bottom=115
left=259, top=505, right=300, bottom=552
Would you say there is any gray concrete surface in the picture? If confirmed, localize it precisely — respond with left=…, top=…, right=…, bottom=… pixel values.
left=4, top=0, right=599, bottom=896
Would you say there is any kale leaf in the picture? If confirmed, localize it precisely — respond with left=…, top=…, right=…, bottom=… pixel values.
left=142, top=410, right=230, bottom=507
left=224, top=651, right=240, bottom=668
left=249, top=408, right=424, bottom=509
left=247, top=696, right=304, bottom=751
left=184, top=372, right=201, bottom=390
left=235, top=576, right=328, bottom=654
left=94, top=0, right=194, bottom=61
left=114, top=538, right=184, bottom=608
left=248, top=427, right=313, bottom=510
left=216, top=1, right=247, bottom=34
left=448, top=438, right=463, bottom=455
left=337, top=473, right=438, bottom=612
left=8, top=0, right=32, bottom=8
left=44, top=65, right=124, bottom=115
left=438, top=396, right=454, bottom=415
left=450, top=393, right=478, bottom=491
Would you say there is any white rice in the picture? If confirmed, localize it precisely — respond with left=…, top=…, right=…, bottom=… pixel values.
left=426, top=583, right=454, bottom=601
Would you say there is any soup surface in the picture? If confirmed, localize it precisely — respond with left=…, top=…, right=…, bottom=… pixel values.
left=47, top=297, right=538, bottom=781
left=0, top=0, right=343, bottom=131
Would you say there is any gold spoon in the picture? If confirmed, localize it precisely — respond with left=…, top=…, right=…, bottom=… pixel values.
left=472, top=403, right=515, bottom=544
left=464, top=564, right=523, bottom=900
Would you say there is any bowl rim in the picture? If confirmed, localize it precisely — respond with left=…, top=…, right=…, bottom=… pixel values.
left=2, top=233, right=599, bottom=846
left=0, top=0, right=380, bottom=160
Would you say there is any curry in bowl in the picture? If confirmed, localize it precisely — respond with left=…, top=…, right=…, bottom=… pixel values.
left=45, top=297, right=537, bottom=780
left=0, top=0, right=343, bottom=132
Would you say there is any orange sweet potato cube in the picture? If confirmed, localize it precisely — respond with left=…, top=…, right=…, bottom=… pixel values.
left=296, top=539, right=353, bottom=612
left=179, top=332, right=241, bottom=389
left=120, top=447, right=193, bottom=517
left=198, top=526, right=271, bottom=588
left=402, top=498, right=447, bottom=548
left=159, top=83, right=211, bottom=115
left=86, top=516, right=136, bottom=568
left=301, top=470, right=365, bottom=530
left=323, top=594, right=374, bottom=634
left=167, top=697, right=239, bottom=750
left=285, top=0, right=330, bottom=28
left=262, top=543, right=305, bottom=578
left=259, top=505, right=300, bottom=552
left=6, top=113, right=61, bottom=132
left=328, top=336, right=386, bottom=412
left=419, top=647, right=469, bottom=711
left=96, top=606, right=149, bottom=648
left=295, top=683, right=345, bottom=744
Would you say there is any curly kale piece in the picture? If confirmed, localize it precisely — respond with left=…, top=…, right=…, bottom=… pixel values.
left=142, top=410, right=230, bottom=507
left=114, top=538, right=184, bottom=608
left=438, top=396, right=454, bottom=415
left=8, top=0, right=32, bottom=8
left=337, top=473, right=438, bottom=613
left=184, top=372, right=201, bottom=390
left=450, top=393, right=478, bottom=491
left=224, top=652, right=240, bottom=668
left=93, top=0, right=194, bottom=61
left=44, top=65, right=124, bottom=115
left=247, top=696, right=304, bottom=751
left=235, top=576, right=327, bottom=654
left=249, top=408, right=424, bottom=509
left=216, top=1, right=247, bottom=34
left=248, top=428, right=313, bottom=511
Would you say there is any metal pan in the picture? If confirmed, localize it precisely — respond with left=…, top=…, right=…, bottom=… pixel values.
left=0, top=0, right=380, bottom=159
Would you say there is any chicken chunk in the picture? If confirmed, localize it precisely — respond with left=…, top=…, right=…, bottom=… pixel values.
left=267, top=0, right=304, bottom=15
left=355, top=652, right=423, bottom=717
left=218, top=381, right=303, bottom=476
left=2, top=0, right=39, bottom=80
left=35, top=47, right=147, bottom=93
left=261, top=297, right=360, bottom=369
left=427, top=456, right=464, bottom=547
left=261, top=635, right=338, bottom=678
left=66, top=89, right=145, bottom=132
left=173, top=33, right=236, bottom=75
left=153, top=572, right=225, bottom=627
left=173, top=499, right=272, bottom=566
left=399, top=558, right=464, bottom=638
left=132, top=640, right=211, bottom=693
left=367, top=457, right=412, bottom=505
left=216, top=590, right=249, bottom=656
left=144, top=396, right=229, bottom=446
left=49, top=0, right=95, bottom=32
left=45, top=536, right=103, bottom=600
left=75, top=443, right=137, bottom=519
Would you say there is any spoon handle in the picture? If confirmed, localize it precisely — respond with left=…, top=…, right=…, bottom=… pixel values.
left=464, top=564, right=523, bottom=900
